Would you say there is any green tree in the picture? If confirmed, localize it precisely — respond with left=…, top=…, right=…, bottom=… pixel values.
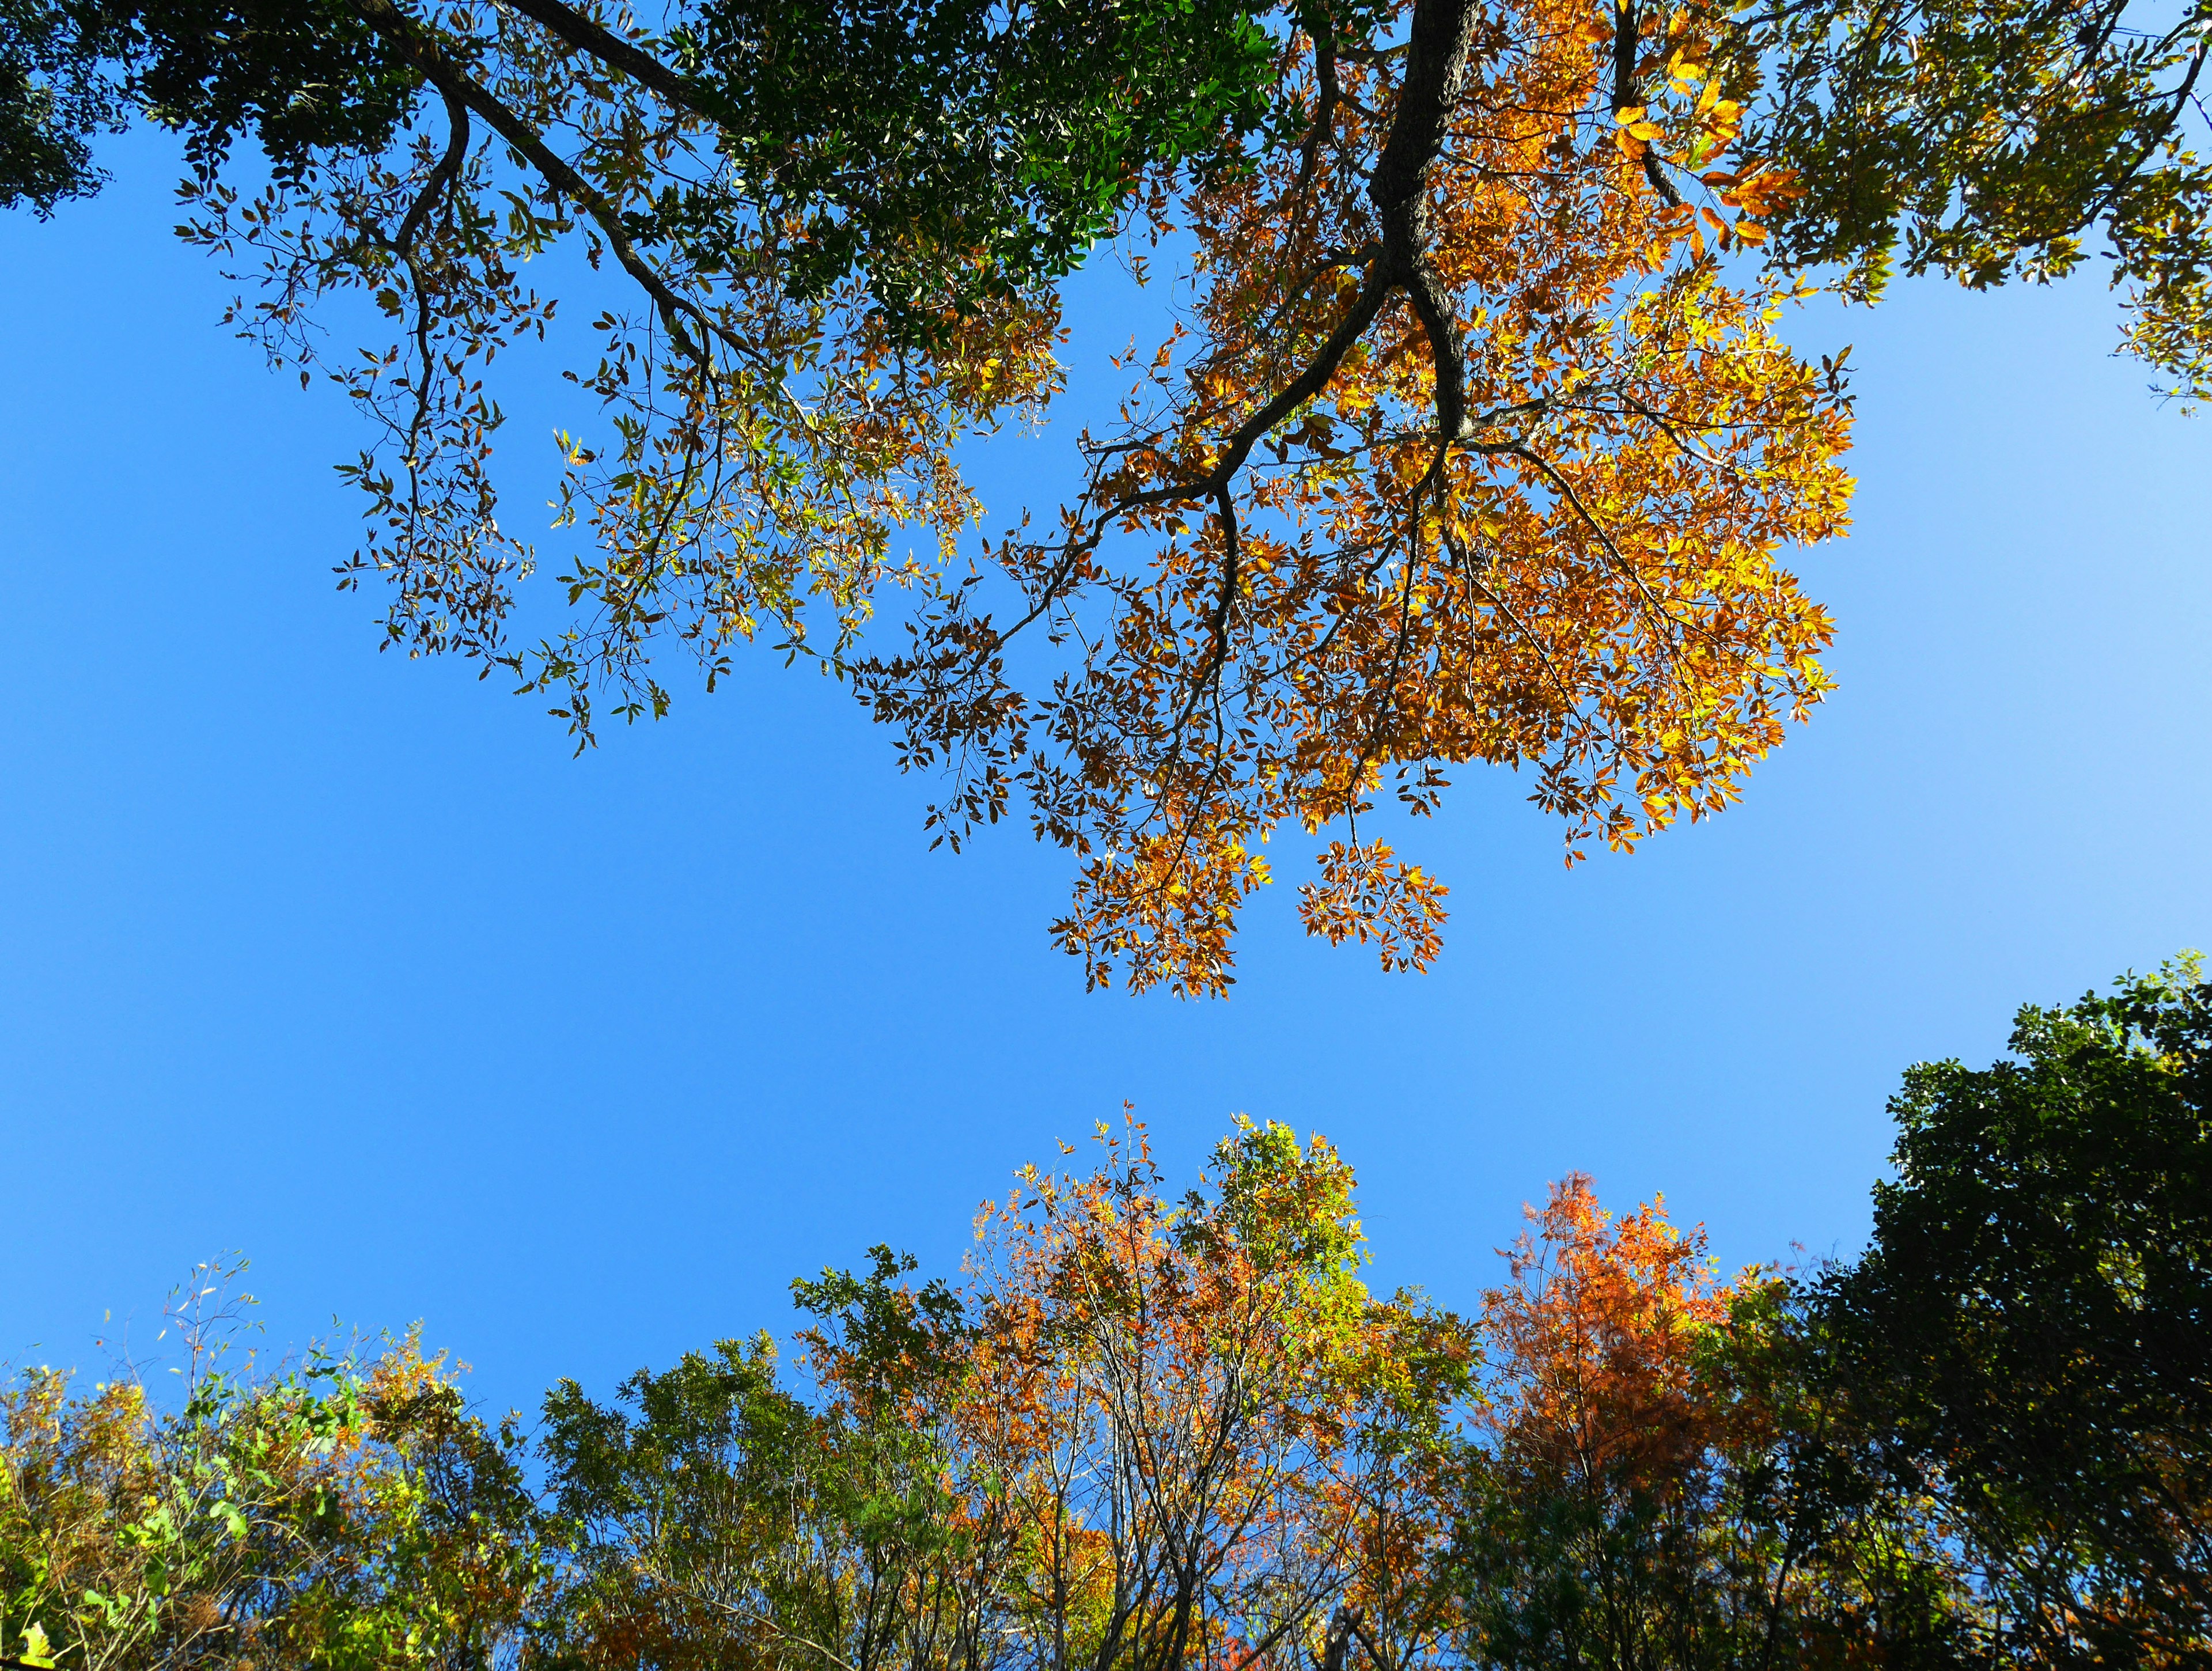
left=0, top=1265, right=536, bottom=1671
left=1813, top=958, right=2212, bottom=1665
left=531, top=1259, right=997, bottom=1671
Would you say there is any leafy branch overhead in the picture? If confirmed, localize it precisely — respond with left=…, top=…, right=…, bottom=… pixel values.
left=3, top=0, right=2206, bottom=991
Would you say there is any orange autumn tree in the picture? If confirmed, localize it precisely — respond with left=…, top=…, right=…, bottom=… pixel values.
left=1479, top=1176, right=1738, bottom=1492
left=1457, top=1176, right=1771, bottom=1669
left=857, top=0, right=1850, bottom=993
left=1453, top=1175, right=1979, bottom=1671
left=16, top=0, right=1854, bottom=996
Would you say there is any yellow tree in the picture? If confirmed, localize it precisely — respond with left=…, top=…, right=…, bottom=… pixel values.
left=950, top=1119, right=1475, bottom=1671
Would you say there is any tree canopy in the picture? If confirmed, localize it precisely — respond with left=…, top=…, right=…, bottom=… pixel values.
left=4, top=958, right=2209, bottom=1666
left=1812, top=956, right=2212, bottom=1664
left=3, top=0, right=2205, bottom=990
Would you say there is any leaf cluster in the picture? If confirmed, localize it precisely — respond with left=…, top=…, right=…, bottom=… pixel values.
left=657, top=0, right=1278, bottom=340
left=1732, top=0, right=2212, bottom=397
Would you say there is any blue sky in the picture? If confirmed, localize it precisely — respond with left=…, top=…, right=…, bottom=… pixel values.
left=3, top=132, right=2207, bottom=1419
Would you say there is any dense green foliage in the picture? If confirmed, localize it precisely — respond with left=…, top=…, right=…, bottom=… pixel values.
left=0, top=0, right=1280, bottom=334
left=0, top=0, right=111, bottom=209
left=655, top=0, right=1278, bottom=332
left=5, top=961, right=2206, bottom=1669
left=1816, top=960, right=2212, bottom=1663
left=0, top=0, right=416, bottom=209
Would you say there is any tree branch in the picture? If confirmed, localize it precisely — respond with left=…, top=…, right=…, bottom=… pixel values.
left=349, top=0, right=743, bottom=369
left=495, top=0, right=733, bottom=126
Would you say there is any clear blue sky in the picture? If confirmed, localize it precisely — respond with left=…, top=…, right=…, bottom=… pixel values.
left=3, top=131, right=2207, bottom=1418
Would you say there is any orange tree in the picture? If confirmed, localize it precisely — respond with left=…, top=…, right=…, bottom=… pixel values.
left=854, top=0, right=1851, bottom=993
left=1456, top=1176, right=1762, bottom=1670
left=1452, top=1176, right=1974, bottom=1670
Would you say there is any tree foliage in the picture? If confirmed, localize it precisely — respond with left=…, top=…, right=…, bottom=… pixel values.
left=3, top=0, right=2205, bottom=988
left=0, top=1269, right=535, bottom=1670
left=6, top=965, right=2212, bottom=1667
left=1455, top=1179, right=1979, bottom=1670
left=1732, top=0, right=2212, bottom=396
left=858, top=0, right=1850, bottom=994
left=1811, top=957, right=2212, bottom=1665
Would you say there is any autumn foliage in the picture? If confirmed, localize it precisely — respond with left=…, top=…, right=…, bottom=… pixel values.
left=6, top=964, right=2209, bottom=1669
left=0, top=1147, right=2054, bottom=1671
left=13, top=0, right=2212, bottom=989
left=12, top=0, right=1875, bottom=994
left=855, top=0, right=1851, bottom=994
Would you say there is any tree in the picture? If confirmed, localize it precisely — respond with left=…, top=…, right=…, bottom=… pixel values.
left=1455, top=1177, right=1978, bottom=1671
left=3, top=0, right=2204, bottom=991
left=952, top=1119, right=1475, bottom=1671
left=857, top=0, right=1849, bottom=994
left=0, top=1265, right=536, bottom=1671
left=1456, top=1176, right=1771, bottom=1671
left=1813, top=957, right=2212, bottom=1665
left=531, top=1270, right=1006, bottom=1671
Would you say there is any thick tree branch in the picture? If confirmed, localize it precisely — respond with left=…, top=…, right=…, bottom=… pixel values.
left=1062, top=0, right=1489, bottom=748
left=1370, top=0, right=1480, bottom=444
left=1140, top=0, right=1488, bottom=517
left=1170, top=482, right=1246, bottom=741
left=1294, top=18, right=1341, bottom=209
left=918, top=0, right=1496, bottom=751
left=392, top=82, right=471, bottom=459
left=495, top=0, right=733, bottom=125
left=1609, top=0, right=1683, bottom=203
